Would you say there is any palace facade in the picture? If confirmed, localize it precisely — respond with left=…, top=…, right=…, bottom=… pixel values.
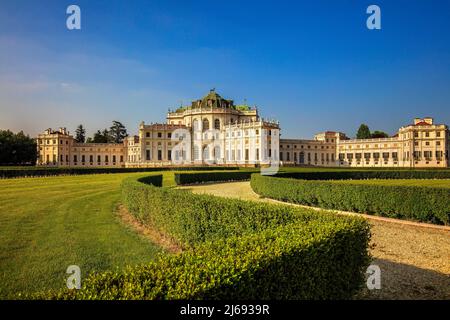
left=279, top=117, right=450, bottom=168
left=36, top=90, right=280, bottom=168
left=36, top=90, right=449, bottom=168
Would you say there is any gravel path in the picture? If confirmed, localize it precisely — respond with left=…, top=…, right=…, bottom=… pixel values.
left=178, top=181, right=450, bottom=300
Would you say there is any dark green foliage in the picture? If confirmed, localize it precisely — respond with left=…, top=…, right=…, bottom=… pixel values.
left=274, top=170, right=450, bottom=180
left=0, top=130, right=37, bottom=165
left=0, top=166, right=239, bottom=179
left=36, top=220, right=370, bottom=300
left=356, top=124, right=371, bottom=139
left=251, top=174, right=450, bottom=225
left=35, top=174, right=371, bottom=300
left=174, top=171, right=253, bottom=185
left=109, top=120, right=128, bottom=143
left=370, top=130, right=389, bottom=138
left=75, top=125, right=86, bottom=143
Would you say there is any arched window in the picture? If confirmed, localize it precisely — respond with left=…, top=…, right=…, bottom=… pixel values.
left=214, top=119, right=220, bottom=130
left=203, top=146, right=210, bottom=160
left=193, top=119, right=199, bottom=131
left=202, top=118, right=209, bottom=131
left=194, top=145, right=200, bottom=160
left=214, top=146, right=221, bottom=160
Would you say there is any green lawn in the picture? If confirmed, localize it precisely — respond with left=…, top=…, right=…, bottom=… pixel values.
left=328, top=179, right=450, bottom=188
left=0, top=172, right=178, bottom=299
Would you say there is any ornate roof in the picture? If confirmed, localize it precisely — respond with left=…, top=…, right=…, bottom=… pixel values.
left=192, top=89, right=234, bottom=109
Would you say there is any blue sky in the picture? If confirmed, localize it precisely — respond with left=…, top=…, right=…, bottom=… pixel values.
left=0, top=0, right=449, bottom=138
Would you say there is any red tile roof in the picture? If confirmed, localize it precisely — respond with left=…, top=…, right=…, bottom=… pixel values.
left=414, top=121, right=431, bottom=126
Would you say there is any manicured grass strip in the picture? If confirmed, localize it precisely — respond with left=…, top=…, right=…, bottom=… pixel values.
left=251, top=174, right=450, bottom=225
left=0, top=166, right=239, bottom=179
left=329, top=179, right=450, bottom=188
left=174, top=171, right=254, bottom=185
left=0, top=173, right=166, bottom=299
left=274, top=170, right=450, bottom=180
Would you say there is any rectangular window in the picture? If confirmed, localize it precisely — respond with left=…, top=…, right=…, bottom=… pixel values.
left=120, top=155, right=123, bottom=162
left=90, top=155, right=93, bottom=162
left=382, top=152, right=389, bottom=159
left=81, top=155, right=85, bottom=163
left=97, top=155, right=101, bottom=163
left=113, top=155, right=116, bottom=163
left=105, top=155, right=109, bottom=163
left=168, top=150, right=172, bottom=161
left=74, top=155, right=77, bottom=162
left=158, top=150, right=162, bottom=161
left=146, top=150, right=151, bottom=160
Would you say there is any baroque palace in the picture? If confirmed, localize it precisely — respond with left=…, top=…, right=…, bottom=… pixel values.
left=37, top=90, right=450, bottom=168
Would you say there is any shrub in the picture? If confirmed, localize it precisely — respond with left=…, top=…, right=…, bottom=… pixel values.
left=35, top=219, right=370, bottom=300
left=174, top=171, right=254, bottom=185
left=251, top=174, right=450, bottom=225
left=274, top=170, right=450, bottom=180
left=122, top=175, right=305, bottom=245
left=0, top=166, right=239, bottom=179
left=33, top=174, right=371, bottom=300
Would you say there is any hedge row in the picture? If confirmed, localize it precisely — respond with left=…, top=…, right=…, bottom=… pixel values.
left=251, top=174, right=450, bottom=225
left=274, top=170, right=450, bottom=180
left=38, top=220, right=370, bottom=300
left=0, top=166, right=239, bottom=179
left=123, top=175, right=303, bottom=245
left=174, top=171, right=254, bottom=185
left=35, top=174, right=371, bottom=299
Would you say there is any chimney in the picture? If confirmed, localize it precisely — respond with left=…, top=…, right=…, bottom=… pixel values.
left=423, top=117, right=433, bottom=125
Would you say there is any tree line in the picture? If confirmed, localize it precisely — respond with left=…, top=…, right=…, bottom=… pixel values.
left=355, top=124, right=389, bottom=139
left=1, top=121, right=128, bottom=165
left=74, top=121, right=128, bottom=143
left=0, top=130, right=37, bottom=165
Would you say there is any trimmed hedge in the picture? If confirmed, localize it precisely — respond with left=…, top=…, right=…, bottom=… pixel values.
left=251, top=174, right=450, bottom=225
left=0, top=166, right=239, bottom=179
left=123, top=175, right=303, bottom=245
left=37, top=220, right=370, bottom=300
left=174, top=171, right=254, bottom=185
left=274, top=170, right=450, bottom=180
left=34, top=174, right=371, bottom=299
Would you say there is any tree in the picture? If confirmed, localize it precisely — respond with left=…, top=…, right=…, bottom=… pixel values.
left=92, top=130, right=109, bottom=143
left=371, top=130, right=389, bottom=138
left=356, top=124, right=371, bottom=139
left=0, top=129, right=37, bottom=165
left=75, top=124, right=86, bottom=143
left=109, top=120, right=128, bottom=143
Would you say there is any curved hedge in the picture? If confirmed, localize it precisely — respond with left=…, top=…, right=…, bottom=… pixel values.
left=251, top=174, right=450, bottom=225
left=174, top=171, right=254, bottom=185
left=35, top=174, right=371, bottom=299
left=0, top=166, right=239, bottom=179
left=273, top=170, right=450, bottom=180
